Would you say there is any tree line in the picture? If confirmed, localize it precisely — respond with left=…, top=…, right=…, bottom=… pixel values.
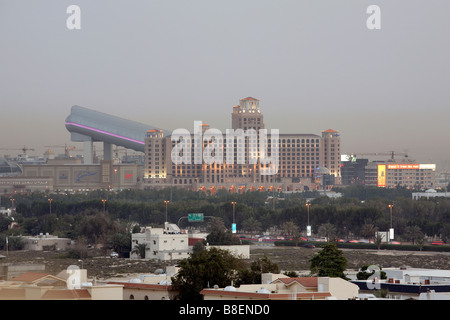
left=1, top=185, right=450, bottom=253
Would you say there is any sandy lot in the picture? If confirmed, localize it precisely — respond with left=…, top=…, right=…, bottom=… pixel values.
left=2, top=246, right=450, bottom=281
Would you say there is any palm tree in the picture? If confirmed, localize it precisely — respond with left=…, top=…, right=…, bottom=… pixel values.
left=132, top=243, right=147, bottom=259
left=360, top=223, right=378, bottom=241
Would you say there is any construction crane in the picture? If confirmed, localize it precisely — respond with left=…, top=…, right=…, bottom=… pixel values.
left=44, top=144, right=76, bottom=158
left=0, top=146, right=35, bottom=155
left=349, top=151, right=408, bottom=161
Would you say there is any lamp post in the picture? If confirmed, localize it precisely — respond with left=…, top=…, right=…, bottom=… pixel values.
left=48, top=198, right=53, bottom=214
left=388, top=204, right=394, bottom=241
left=306, top=203, right=311, bottom=237
left=306, top=203, right=310, bottom=226
left=231, top=201, right=236, bottom=233
left=10, top=198, right=15, bottom=210
left=102, top=199, right=106, bottom=213
left=164, top=200, right=170, bottom=223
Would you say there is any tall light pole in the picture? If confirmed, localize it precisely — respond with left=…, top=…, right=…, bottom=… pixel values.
left=48, top=198, right=53, bottom=214
left=306, top=203, right=311, bottom=237
left=231, top=201, right=236, bottom=233
left=10, top=198, right=15, bottom=210
left=388, top=204, right=393, bottom=228
left=388, top=204, right=394, bottom=241
left=164, top=200, right=170, bottom=223
left=102, top=199, right=106, bottom=213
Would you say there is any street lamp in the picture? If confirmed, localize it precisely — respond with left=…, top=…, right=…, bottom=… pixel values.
left=164, top=200, right=170, bottom=223
left=101, top=199, right=106, bottom=213
left=306, top=203, right=311, bottom=225
left=388, top=204, right=394, bottom=240
left=388, top=204, right=393, bottom=228
left=305, top=203, right=311, bottom=237
left=48, top=198, right=53, bottom=214
left=10, top=198, right=15, bottom=210
left=231, top=201, right=237, bottom=233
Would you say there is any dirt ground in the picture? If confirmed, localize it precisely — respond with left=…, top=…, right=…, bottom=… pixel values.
left=250, top=245, right=450, bottom=272
left=1, top=246, right=450, bottom=281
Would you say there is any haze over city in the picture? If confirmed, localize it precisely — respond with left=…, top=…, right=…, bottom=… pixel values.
left=1, top=1, right=450, bottom=169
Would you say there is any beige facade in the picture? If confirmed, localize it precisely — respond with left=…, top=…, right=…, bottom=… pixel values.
left=371, top=162, right=436, bottom=189
left=20, top=161, right=140, bottom=192
left=22, top=234, right=72, bottom=251
left=384, top=163, right=436, bottom=189
left=107, top=281, right=176, bottom=300
left=0, top=271, right=123, bottom=300
left=322, top=129, right=341, bottom=182
left=143, top=97, right=341, bottom=192
left=201, top=275, right=359, bottom=300
left=0, top=177, right=53, bottom=194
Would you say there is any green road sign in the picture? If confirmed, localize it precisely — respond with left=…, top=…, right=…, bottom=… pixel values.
left=188, top=213, right=204, bottom=222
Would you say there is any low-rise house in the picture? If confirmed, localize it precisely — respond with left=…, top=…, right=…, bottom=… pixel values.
left=22, top=233, right=72, bottom=251
left=201, top=274, right=359, bottom=300
left=107, top=266, right=180, bottom=300
left=0, top=271, right=123, bottom=300
left=107, top=281, right=177, bottom=300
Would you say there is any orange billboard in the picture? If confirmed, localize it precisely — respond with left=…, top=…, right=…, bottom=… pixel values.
left=387, top=164, right=420, bottom=170
left=377, top=164, right=386, bottom=187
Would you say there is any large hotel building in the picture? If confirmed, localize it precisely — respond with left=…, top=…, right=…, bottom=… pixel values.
left=0, top=97, right=439, bottom=195
left=143, top=97, right=341, bottom=192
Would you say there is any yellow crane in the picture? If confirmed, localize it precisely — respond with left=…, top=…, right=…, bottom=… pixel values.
left=44, top=144, right=76, bottom=158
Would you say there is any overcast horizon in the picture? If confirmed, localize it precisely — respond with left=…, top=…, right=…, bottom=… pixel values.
left=1, top=1, right=450, bottom=170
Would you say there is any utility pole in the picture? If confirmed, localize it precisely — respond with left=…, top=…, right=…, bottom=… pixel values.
left=388, top=204, right=394, bottom=241
left=306, top=203, right=311, bottom=237
left=164, top=200, right=170, bottom=223
left=231, top=201, right=236, bottom=233
left=48, top=198, right=53, bottom=214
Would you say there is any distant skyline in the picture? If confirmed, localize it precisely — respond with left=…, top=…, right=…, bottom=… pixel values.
left=1, top=1, right=450, bottom=169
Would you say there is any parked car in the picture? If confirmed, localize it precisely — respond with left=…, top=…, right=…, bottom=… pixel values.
left=432, top=241, right=445, bottom=245
left=110, top=251, right=119, bottom=258
left=302, top=243, right=315, bottom=248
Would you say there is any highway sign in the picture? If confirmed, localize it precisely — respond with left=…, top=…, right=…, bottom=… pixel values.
left=188, top=213, right=204, bottom=222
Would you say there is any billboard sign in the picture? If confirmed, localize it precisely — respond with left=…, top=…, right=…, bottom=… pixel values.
left=389, top=228, right=394, bottom=240
left=419, top=164, right=436, bottom=170
left=377, top=164, right=386, bottom=187
left=387, top=164, right=419, bottom=170
left=387, top=164, right=436, bottom=171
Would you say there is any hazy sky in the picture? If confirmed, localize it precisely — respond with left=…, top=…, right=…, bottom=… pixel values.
left=1, top=1, right=450, bottom=169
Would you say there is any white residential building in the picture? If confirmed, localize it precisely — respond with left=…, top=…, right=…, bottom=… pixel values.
left=131, top=223, right=191, bottom=261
